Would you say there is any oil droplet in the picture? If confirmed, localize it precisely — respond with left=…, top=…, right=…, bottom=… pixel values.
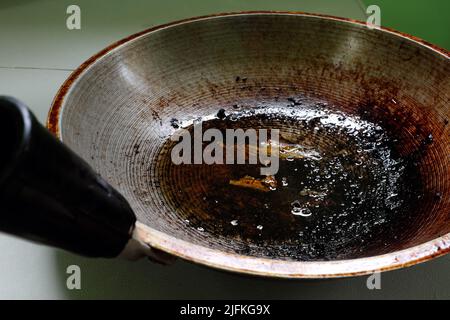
left=257, top=225, right=264, bottom=230
left=231, top=220, right=238, bottom=226
left=291, top=206, right=312, bottom=217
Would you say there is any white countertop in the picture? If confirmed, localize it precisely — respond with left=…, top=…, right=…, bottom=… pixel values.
left=0, top=0, right=448, bottom=299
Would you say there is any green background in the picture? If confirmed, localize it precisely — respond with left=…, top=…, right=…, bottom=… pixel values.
left=363, top=0, right=450, bottom=50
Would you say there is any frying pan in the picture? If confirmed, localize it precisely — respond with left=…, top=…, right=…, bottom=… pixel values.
left=0, top=12, right=449, bottom=278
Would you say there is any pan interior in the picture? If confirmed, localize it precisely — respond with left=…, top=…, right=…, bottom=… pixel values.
left=156, top=101, right=423, bottom=260
left=57, top=14, right=449, bottom=262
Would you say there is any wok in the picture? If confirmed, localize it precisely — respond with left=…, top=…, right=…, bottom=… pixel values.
left=1, top=12, right=449, bottom=278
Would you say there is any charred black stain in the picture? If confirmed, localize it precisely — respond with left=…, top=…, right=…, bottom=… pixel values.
left=216, top=108, right=226, bottom=120
left=133, top=143, right=140, bottom=156
left=170, top=118, right=180, bottom=129
left=150, top=109, right=162, bottom=125
left=156, top=101, right=425, bottom=260
left=287, top=97, right=302, bottom=106
left=235, top=76, right=248, bottom=83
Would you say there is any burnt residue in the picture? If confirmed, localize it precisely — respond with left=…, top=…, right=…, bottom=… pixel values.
left=170, top=118, right=180, bottom=129
left=235, top=76, right=248, bottom=83
left=287, top=97, right=302, bottom=106
left=216, top=108, right=226, bottom=120
left=157, top=101, right=425, bottom=261
left=150, top=108, right=162, bottom=125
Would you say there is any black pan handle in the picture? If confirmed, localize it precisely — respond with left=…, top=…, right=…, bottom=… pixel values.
left=0, top=97, right=136, bottom=257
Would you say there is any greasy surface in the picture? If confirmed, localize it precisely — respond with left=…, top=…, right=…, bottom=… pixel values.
left=158, top=102, right=423, bottom=260
left=50, top=13, right=449, bottom=276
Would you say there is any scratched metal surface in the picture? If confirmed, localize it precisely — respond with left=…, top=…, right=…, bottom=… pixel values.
left=0, top=0, right=449, bottom=299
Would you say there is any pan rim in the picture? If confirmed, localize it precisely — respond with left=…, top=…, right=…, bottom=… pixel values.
left=47, top=11, right=450, bottom=278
